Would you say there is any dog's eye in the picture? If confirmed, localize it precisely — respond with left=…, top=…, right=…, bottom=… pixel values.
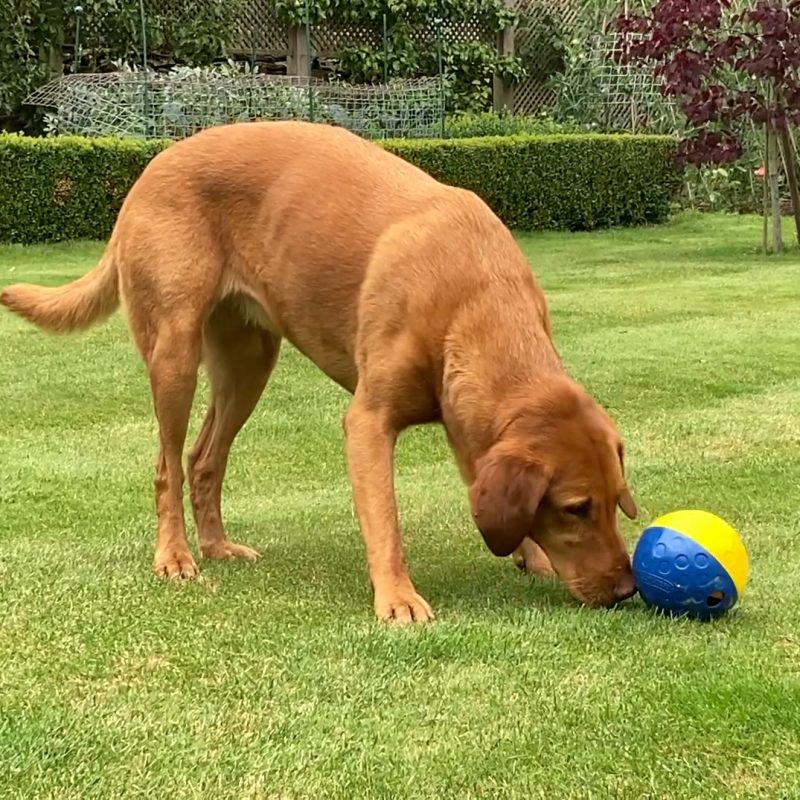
left=563, top=499, right=592, bottom=518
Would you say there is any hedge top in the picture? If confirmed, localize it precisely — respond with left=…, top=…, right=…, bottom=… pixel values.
left=0, top=131, right=171, bottom=152
left=0, top=128, right=677, bottom=150
left=385, top=131, right=678, bottom=148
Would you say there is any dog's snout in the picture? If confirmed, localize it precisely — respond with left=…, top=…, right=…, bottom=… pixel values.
left=613, top=568, right=637, bottom=602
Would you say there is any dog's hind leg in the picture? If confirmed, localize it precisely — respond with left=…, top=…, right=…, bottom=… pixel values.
left=117, top=219, right=226, bottom=578
left=188, top=299, right=280, bottom=561
left=141, top=320, right=204, bottom=579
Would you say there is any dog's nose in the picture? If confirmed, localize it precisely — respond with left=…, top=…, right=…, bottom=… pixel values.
left=614, top=569, right=638, bottom=602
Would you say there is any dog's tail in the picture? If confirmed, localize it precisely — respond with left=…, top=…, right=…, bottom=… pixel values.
left=0, top=250, right=119, bottom=334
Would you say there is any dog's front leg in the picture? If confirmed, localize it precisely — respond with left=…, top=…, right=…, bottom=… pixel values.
left=344, top=397, right=434, bottom=624
left=513, top=537, right=557, bottom=578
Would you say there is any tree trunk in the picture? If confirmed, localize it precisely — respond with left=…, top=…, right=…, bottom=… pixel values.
left=766, top=123, right=783, bottom=254
left=778, top=124, right=800, bottom=246
left=762, top=155, right=768, bottom=256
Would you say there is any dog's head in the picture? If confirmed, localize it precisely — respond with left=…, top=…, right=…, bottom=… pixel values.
left=469, top=377, right=637, bottom=607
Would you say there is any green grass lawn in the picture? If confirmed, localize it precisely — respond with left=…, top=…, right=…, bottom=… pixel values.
left=2, top=213, right=800, bottom=799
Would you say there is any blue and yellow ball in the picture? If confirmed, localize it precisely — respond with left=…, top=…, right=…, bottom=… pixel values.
left=632, top=510, right=749, bottom=620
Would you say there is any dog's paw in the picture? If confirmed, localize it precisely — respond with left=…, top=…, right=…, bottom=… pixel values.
left=153, top=549, right=199, bottom=580
left=513, top=540, right=557, bottom=578
left=201, top=540, right=261, bottom=561
left=374, top=588, right=434, bottom=624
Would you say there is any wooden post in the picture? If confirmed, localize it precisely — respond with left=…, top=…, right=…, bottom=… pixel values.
left=40, top=41, right=64, bottom=81
left=287, top=25, right=310, bottom=77
left=493, top=0, right=515, bottom=112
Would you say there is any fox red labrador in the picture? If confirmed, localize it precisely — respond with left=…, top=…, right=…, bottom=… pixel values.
left=1, top=121, right=638, bottom=622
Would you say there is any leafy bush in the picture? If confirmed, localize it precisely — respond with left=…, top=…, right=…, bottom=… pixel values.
left=0, top=129, right=680, bottom=244
left=0, top=2, right=56, bottom=130
left=682, top=161, right=766, bottom=215
left=515, top=0, right=567, bottom=83
left=0, top=0, right=245, bottom=132
left=445, top=111, right=583, bottom=138
left=275, top=0, right=523, bottom=114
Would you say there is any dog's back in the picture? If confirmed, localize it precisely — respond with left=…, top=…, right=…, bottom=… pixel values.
left=109, top=122, right=530, bottom=385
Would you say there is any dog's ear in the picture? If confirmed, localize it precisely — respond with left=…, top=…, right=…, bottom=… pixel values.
left=618, top=487, right=638, bottom=520
left=469, top=452, right=548, bottom=557
left=617, top=444, right=638, bottom=520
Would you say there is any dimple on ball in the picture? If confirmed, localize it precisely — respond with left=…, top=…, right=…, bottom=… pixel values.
left=632, top=510, right=749, bottom=620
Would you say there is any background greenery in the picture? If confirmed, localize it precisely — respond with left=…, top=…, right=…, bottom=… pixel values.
left=0, top=0, right=776, bottom=216
left=0, top=0, right=522, bottom=130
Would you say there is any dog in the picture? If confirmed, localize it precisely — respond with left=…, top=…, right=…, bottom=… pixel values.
left=1, top=120, right=638, bottom=623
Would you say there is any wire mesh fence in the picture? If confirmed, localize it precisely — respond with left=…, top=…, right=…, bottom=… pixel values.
left=585, top=31, right=672, bottom=131
left=25, top=68, right=445, bottom=140
left=541, top=29, right=676, bottom=134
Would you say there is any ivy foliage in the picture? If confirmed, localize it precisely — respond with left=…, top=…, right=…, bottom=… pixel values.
left=273, top=0, right=515, bottom=28
left=0, top=1, right=61, bottom=126
left=275, top=0, right=523, bottom=113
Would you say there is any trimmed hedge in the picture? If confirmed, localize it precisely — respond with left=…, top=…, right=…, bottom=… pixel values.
left=386, top=134, right=681, bottom=231
left=0, top=130, right=680, bottom=244
left=0, top=135, right=169, bottom=245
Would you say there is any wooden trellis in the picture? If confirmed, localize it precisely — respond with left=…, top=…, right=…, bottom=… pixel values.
left=510, top=0, right=580, bottom=115
left=227, top=6, right=496, bottom=58
left=232, top=0, right=289, bottom=55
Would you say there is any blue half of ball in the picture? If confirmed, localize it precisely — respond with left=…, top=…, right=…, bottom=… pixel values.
left=632, top=526, right=738, bottom=620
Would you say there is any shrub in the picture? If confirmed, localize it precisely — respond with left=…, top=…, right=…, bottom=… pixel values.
left=0, top=129, right=680, bottom=244
left=275, top=0, right=522, bottom=115
left=386, top=133, right=681, bottom=230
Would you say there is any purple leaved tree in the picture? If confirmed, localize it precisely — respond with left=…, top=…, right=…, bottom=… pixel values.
left=617, top=0, right=800, bottom=252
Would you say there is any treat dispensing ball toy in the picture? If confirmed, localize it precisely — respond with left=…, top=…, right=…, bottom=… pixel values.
left=632, top=510, right=749, bottom=620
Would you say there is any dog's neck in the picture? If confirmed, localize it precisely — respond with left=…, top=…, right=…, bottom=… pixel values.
left=440, top=296, right=563, bottom=484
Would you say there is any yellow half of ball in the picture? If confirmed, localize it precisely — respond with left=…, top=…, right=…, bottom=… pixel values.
left=650, top=509, right=749, bottom=597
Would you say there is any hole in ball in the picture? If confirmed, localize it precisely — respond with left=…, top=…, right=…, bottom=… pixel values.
left=706, top=591, right=725, bottom=607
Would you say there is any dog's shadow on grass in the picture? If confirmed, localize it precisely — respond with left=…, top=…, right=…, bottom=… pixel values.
left=211, top=532, right=600, bottom=621
left=420, top=557, right=587, bottom=617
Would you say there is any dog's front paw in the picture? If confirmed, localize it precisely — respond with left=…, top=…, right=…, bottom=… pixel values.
left=153, top=548, right=199, bottom=580
left=374, top=586, right=434, bottom=624
left=201, top=539, right=260, bottom=561
left=513, top=539, right=556, bottom=578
